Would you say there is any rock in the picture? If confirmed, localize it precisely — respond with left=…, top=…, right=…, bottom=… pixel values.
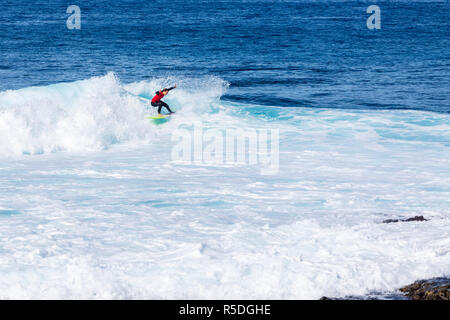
left=400, top=278, right=450, bottom=300
left=404, top=216, right=428, bottom=222
left=382, top=215, right=428, bottom=224
left=319, top=277, right=449, bottom=300
left=383, top=218, right=400, bottom=223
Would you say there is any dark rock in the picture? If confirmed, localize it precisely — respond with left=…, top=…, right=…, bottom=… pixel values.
left=319, top=296, right=334, bottom=300
left=318, top=277, right=449, bottom=300
left=404, top=216, right=428, bottom=222
left=319, top=296, right=379, bottom=300
left=319, top=292, right=406, bottom=300
left=383, top=218, right=400, bottom=223
left=382, top=215, right=428, bottom=224
left=400, top=278, right=450, bottom=300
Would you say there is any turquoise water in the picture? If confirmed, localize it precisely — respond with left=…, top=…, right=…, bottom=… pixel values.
left=0, top=1, right=449, bottom=299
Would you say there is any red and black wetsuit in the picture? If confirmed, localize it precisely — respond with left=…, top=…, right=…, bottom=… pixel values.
left=151, top=86, right=175, bottom=114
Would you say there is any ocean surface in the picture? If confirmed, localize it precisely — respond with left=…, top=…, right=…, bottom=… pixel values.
left=0, top=0, right=449, bottom=299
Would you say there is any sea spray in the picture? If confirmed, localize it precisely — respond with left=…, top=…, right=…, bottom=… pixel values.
left=0, top=73, right=229, bottom=157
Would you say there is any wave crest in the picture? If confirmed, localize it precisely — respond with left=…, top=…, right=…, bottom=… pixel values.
left=0, top=73, right=229, bottom=156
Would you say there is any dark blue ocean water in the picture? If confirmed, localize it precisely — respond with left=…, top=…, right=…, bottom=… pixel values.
left=0, top=0, right=449, bottom=112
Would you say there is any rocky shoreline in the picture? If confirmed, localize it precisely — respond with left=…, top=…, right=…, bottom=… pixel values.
left=321, top=215, right=449, bottom=300
left=399, top=278, right=450, bottom=300
left=320, top=277, right=450, bottom=300
left=382, top=215, right=428, bottom=224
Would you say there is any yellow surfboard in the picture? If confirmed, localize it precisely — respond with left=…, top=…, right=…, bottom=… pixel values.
left=146, top=114, right=171, bottom=125
left=147, top=115, right=170, bottom=120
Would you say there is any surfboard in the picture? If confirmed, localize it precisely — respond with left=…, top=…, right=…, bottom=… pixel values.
left=146, top=114, right=171, bottom=125
left=147, top=115, right=170, bottom=120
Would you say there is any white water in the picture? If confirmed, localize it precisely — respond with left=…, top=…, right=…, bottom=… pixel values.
left=0, top=74, right=449, bottom=299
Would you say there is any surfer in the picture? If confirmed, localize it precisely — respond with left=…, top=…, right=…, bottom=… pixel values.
left=151, top=84, right=176, bottom=116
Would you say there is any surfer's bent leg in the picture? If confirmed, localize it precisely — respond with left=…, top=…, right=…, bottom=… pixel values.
left=151, top=101, right=173, bottom=114
left=151, top=101, right=163, bottom=113
left=160, top=101, right=174, bottom=113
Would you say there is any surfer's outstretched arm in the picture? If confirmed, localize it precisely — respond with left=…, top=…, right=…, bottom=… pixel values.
left=162, top=84, right=177, bottom=93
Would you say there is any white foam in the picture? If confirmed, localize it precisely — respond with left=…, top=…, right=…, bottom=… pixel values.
left=0, top=73, right=229, bottom=157
left=0, top=75, right=449, bottom=299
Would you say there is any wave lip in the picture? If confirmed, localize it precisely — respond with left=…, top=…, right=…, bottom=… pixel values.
left=0, top=73, right=229, bottom=157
